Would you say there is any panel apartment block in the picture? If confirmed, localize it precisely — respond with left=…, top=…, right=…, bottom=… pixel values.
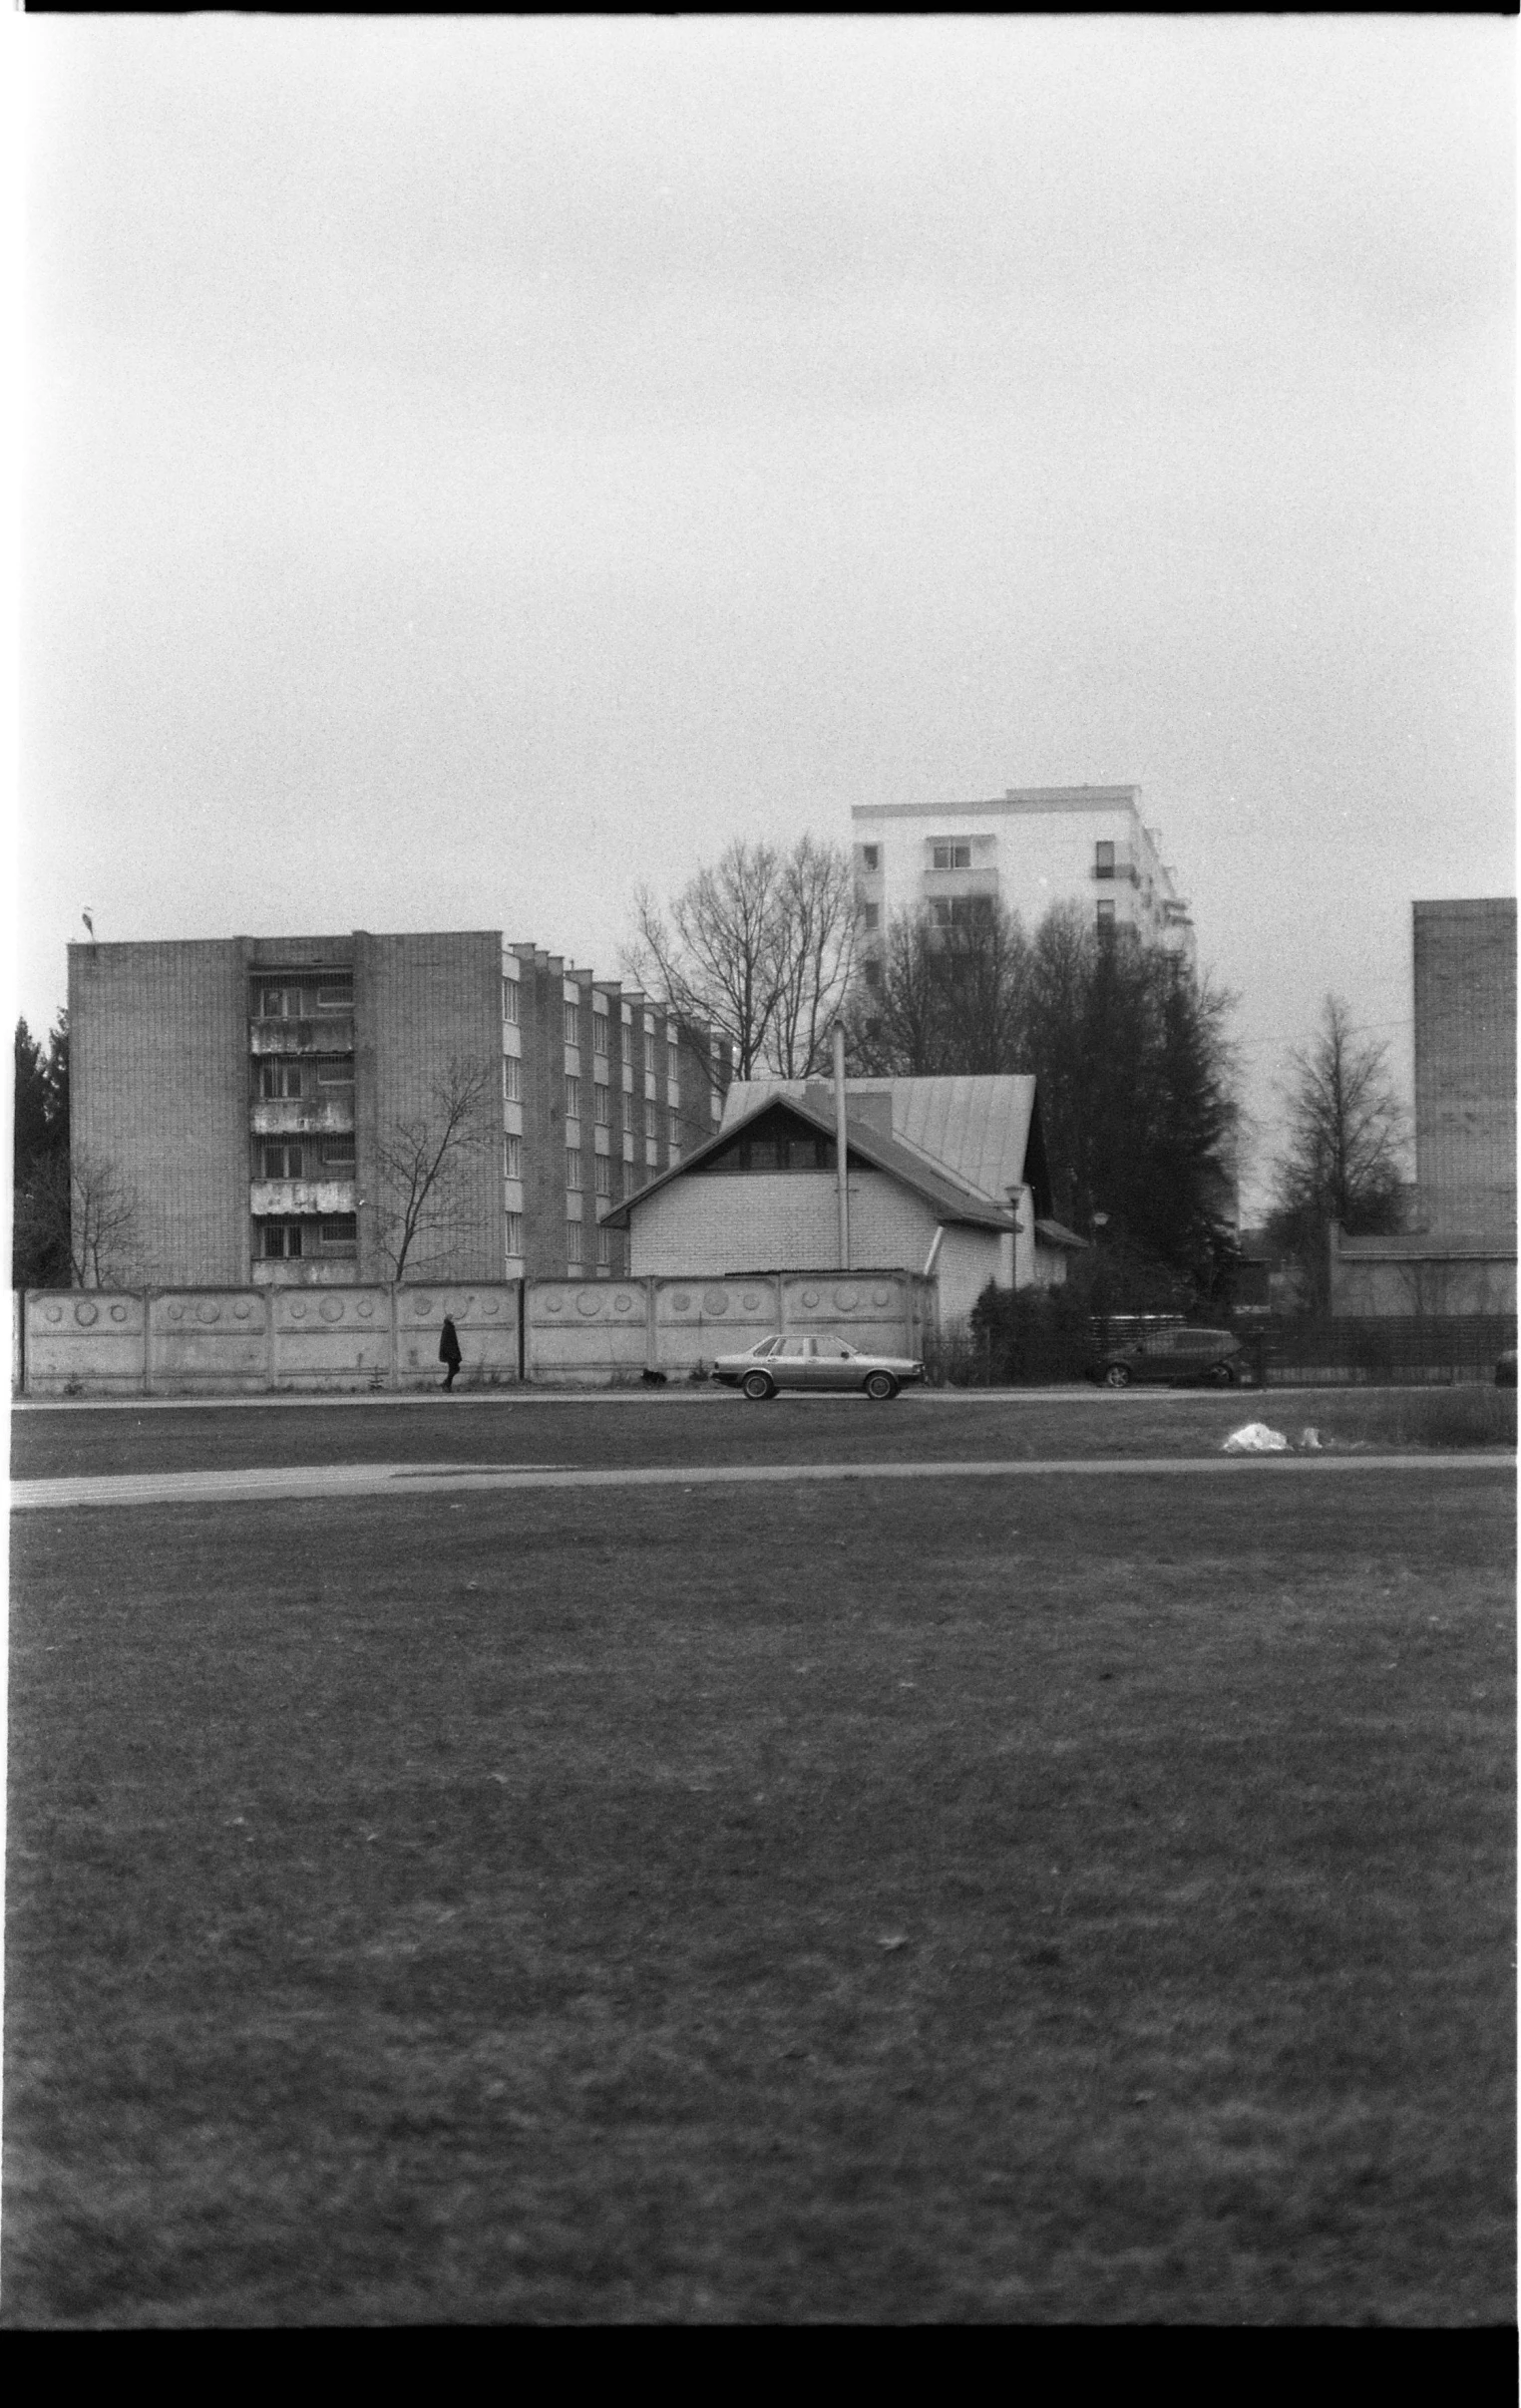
left=355, top=930, right=505, bottom=1283
left=69, top=937, right=250, bottom=1286
left=851, top=787, right=1196, bottom=984
left=1413, top=898, right=1517, bottom=1240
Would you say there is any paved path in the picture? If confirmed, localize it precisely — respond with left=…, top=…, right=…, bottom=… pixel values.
left=10, top=1383, right=1437, bottom=1415
left=11, top=1454, right=1514, bottom=1512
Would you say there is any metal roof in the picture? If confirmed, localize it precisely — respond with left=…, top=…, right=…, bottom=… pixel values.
left=723, top=1075, right=1038, bottom=1205
left=600, top=1087, right=1016, bottom=1233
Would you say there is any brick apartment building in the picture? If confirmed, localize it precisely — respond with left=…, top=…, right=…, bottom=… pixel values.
left=68, top=931, right=726, bottom=1288
left=850, top=786, right=1196, bottom=980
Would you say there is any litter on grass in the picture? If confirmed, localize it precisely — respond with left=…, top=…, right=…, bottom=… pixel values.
left=1221, top=1421, right=1291, bottom=1454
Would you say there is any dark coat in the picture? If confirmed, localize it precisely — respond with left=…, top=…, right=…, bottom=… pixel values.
left=438, top=1316, right=462, bottom=1366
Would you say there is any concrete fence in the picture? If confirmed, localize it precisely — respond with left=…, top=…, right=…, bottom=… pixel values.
left=14, top=1269, right=935, bottom=1396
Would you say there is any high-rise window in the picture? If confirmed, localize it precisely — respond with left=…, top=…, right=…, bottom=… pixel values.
left=504, top=1134, right=521, bottom=1180
left=627, top=1096, right=642, bottom=1140
left=594, top=1155, right=611, bottom=1197
left=323, top=1138, right=355, bottom=1168
left=1094, top=841, right=1115, bottom=879
left=593, top=1083, right=609, bottom=1125
left=319, top=1215, right=357, bottom=1253
left=1096, top=899, right=1116, bottom=928
left=595, top=1225, right=611, bottom=1266
left=565, top=1003, right=579, bottom=1048
left=566, top=1147, right=582, bottom=1191
left=567, top=1220, right=583, bottom=1264
left=503, top=978, right=520, bottom=1024
left=504, top=1056, right=521, bottom=1102
left=592, top=1012, right=608, bottom=1057
left=505, top=1211, right=523, bottom=1257
left=565, top=1075, right=580, bottom=1121
left=261, top=1221, right=302, bottom=1259
left=666, top=1042, right=679, bottom=1085
left=668, top=1108, right=680, bottom=1145
left=316, top=1058, right=353, bottom=1089
left=262, top=1142, right=303, bottom=1179
left=861, top=902, right=880, bottom=931
left=259, top=1062, right=302, bottom=1099
left=861, top=845, right=880, bottom=871
left=932, top=842, right=971, bottom=870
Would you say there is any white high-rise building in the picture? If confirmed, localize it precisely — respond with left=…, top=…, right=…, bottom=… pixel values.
left=851, top=786, right=1195, bottom=971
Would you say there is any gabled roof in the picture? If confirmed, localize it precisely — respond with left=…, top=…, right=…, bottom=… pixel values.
left=599, top=1089, right=1017, bottom=1233
left=724, top=1074, right=1039, bottom=1207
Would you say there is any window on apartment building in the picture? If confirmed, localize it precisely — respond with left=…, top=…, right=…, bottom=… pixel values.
left=505, top=1211, right=523, bottom=1257
left=593, top=1083, right=609, bottom=1125
left=666, top=1042, right=679, bottom=1085
left=262, top=1142, right=303, bottom=1180
left=932, top=843, right=971, bottom=870
left=1094, top=841, right=1115, bottom=879
left=259, top=1062, right=303, bottom=1099
left=565, top=1074, right=580, bottom=1121
left=1096, top=899, right=1116, bottom=929
left=320, top=1215, right=358, bottom=1253
left=567, top=1220, right=583, bottom=1264
left=261, top=1220, right=303, bottom=1259
left=323, top=1139, right=355, bottom=1168
left=863, top=957, right=883, bottom=991
left=627, top=1095, right=642, bottom=1141
left=861, top=845, right=880, bottom=871
left=668, top=1108, right=680, bottom=1145
left=565, top=1003, right=579, bottom=1048
left=504, top=1056, right=521, bottom=1103
left=316, top=1059, right=354, bottom=1089
left=315, top=980, right=353, bottom=1012
left=504, top=1134, right=522, bottom=1181
left=594, top=1155, right=611, bottom=1198
left=502, top=977, right=520, bottom=1025
left=596, top=1225, right=611, bottom=1267
left=861, top=902, right=880, bottom=931
left=931, top=895, right=991, bottom=931
left=566, top=1147, right=582, bottom=1191
left=592, top=1012, right=608, bottom=1057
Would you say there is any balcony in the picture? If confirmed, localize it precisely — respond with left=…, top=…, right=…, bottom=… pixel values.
left=249, top=1017, right=354, bottom=1056
left=1092, top=850, right=1139, bottom=884
left=249, top=1179, right=357, bottom=1216
left=249, top=1099, right=356, bottom=1137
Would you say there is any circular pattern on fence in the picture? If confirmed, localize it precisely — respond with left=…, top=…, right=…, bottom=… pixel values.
left=872, top=1286, right=892, bottom=1308
left=110, top=1304, right=128, bottom=1323
left=167, top=1304, right=185, bottom=1322
left=702, top=1288, right=729, bottom=1315
left=576, top=1291, right=601, bottom=1316
left=356, top=1300, right=374, bottom=1319
left=233, top=1300, right=252, bottom=1321
left=289, top=1301, right=308, bottom=1320
left=613, top=1292, right=634, bottom=1313
left=44, top=1305, right=62, bottom=1323
left=671, top=1291, right=691, bottom=1313
left=320, top=1297, right=344, bottom=1323
left=742, top=1291, right=762, bottom=1310
left=75, top=1301, right=99, bottom=1326
left=834, top=1286, right=859, bottom=1312
left=413, top=1296, right=432, bottom=1316
left=800, top=1289, right=820, bottom=1310
left=196, top=1301, right=220, bottom=1323
left=545, top=1294, right=565, bottom=1314
left=483, top=1297, right=501, bottom=1317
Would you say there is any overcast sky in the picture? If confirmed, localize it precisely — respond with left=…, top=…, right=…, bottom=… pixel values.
left=17, top=16, right=1515, bottom=1206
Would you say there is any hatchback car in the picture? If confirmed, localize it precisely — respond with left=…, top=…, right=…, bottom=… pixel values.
left=710, top=1333, right=927, bottom=1401
left=1086, top=1324, right=1244, bottom=1388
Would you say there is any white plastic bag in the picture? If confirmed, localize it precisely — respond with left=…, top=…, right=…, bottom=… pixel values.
left=1221, top=1421, right=1290, bottom=1454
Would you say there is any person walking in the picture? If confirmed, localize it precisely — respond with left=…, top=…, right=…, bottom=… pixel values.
left=439, top=1311, right=463, bottom=1392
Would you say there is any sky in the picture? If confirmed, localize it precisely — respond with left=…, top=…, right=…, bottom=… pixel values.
left=15, top=15, right=1515, bottom=1209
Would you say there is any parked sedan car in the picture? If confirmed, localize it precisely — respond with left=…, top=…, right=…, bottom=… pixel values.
left=1086, top=1324, right=1245, bottom=1389
left=710, top=1333, right=927, bottom=1401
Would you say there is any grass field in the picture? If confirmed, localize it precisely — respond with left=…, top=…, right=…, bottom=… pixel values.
left=3, top=1428, right=1512, bottom=2324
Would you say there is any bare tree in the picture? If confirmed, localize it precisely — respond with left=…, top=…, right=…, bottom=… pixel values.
left=373, top=1056, right=497, bottom=1282
left=14, top=1146, right=146, bottom=1288
left=625, top=834, right=859, bottom=1086
left=768, top=835, right=860, bottom=1077
left=1268, top=994, right=1408, bottom=1312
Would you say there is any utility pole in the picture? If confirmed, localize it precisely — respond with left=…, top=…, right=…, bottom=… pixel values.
left=833, top=1021, right=850, bottom=1270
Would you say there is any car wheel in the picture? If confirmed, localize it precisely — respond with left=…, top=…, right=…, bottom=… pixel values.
left=1206, top=1361, right=1236, bottom=1387
left=864, top=1371, right=899, bottom=1401
left=1102, top=1364, right=1131, bottom=1388
left=742, top=1370, right=775, bottom=1401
